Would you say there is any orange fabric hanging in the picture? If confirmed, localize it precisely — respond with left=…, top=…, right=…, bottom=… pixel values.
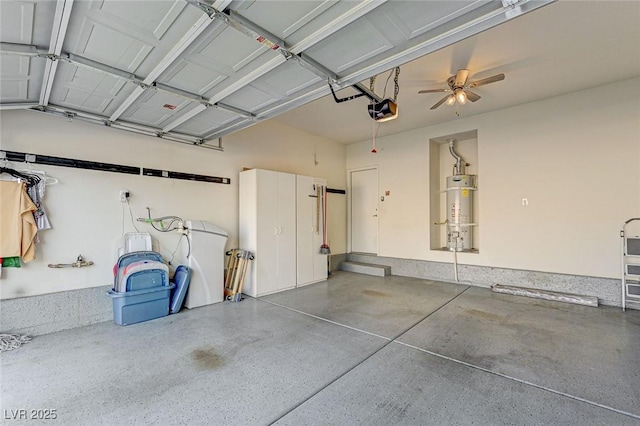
left=0, top=181, right=38, bottom=262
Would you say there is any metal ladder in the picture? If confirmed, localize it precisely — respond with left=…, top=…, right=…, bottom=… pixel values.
left=621, top=218, right=640, bottom=311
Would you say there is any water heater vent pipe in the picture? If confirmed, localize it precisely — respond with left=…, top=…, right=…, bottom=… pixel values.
left=448, top=138, right=465, bottom=176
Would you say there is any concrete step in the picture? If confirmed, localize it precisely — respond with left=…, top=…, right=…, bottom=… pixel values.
left=339, top=261, right=391, bottom=277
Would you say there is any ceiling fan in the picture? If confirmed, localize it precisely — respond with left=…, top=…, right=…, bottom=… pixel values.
left=418, top=69, right=505, bottom=110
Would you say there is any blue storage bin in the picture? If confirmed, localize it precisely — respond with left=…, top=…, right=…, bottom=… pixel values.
left=108, top=284, right=175, bottom=326
left=170, top=265, right=192, bottom=314
left=114, top=251, right=164, bottom=290
left=126, top=269, right=169, bottom=292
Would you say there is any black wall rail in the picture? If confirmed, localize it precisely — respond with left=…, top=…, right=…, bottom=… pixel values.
left=142, top=168, right=230, bottom=184
left=326, top=188, right=346, bottom=194
left=1, top=150, right=230, bottom=185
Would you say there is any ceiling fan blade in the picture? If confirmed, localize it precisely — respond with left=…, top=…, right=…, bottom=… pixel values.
left=430, top=95, right=450, bottom=110
left=468, top=73, right=505, bottom=88
left=465, top=90, right=481, bottom=102
left=418, top=88, right=450, bottom=94
left=454, top=69, right=469, bottom=87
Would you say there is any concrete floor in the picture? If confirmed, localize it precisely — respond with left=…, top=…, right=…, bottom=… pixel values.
left=2, top=271, right=639, bottom=425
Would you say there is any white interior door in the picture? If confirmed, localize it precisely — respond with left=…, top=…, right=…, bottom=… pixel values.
left=351, top=168, right=378, bottom=254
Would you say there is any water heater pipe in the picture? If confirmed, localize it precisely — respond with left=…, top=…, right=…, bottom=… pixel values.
left=448, top=138, right=465, bottom=176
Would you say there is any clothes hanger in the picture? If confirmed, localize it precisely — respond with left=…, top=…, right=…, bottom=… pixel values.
left=0, top=167, right=41, bottom=186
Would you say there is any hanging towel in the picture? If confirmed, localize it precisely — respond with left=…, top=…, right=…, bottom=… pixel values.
left=0, top=181, right=38, bottom=262
left=26, top=178, right=51, bottom=231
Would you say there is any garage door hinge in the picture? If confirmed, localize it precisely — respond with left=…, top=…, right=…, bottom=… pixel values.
left=38, top=53, right=60, bottom=61
left=186, top=0, right=220, bottom=19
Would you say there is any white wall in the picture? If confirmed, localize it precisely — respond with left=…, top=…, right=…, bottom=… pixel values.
left=347, top=77, right=640, bottom=279
left=0, top=112, right=346, bottom=299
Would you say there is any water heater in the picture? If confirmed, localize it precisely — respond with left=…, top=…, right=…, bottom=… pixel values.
left=446, top=174, right=476, bottom=251
left=444, top=139, right=477, bottom=252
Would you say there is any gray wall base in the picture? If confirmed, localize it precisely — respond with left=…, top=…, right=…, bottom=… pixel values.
left=1, top=253, right=630, bottom=336
left=1, top=285, right=113, bottom=336
left=347, top=253, right=625, bottom=308
left=329, top=253, right=347, bottom=273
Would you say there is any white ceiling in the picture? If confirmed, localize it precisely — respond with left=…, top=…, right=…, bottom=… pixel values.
left=1, top=0, right=567, bottom=149
left=273, top=0, right=640, bottom=144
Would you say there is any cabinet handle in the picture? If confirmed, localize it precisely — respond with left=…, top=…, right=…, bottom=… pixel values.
left=274, top=227, right=279, bottom=235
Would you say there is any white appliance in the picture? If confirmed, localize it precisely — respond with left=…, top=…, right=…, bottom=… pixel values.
left=183, top=220, right=228, bottom=309
left=117, top=232, right=152, bottom=257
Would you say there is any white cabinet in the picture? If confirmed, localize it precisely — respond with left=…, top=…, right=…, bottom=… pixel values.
left=240, top=169, right=296, bottom=297
left=239, top=169, right=328, bottom=297
left=296, top=175, right=328, bottom=287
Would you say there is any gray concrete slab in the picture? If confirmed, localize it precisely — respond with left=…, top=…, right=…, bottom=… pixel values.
left=261, top=271, right=468, bottom=339
left=397, top=286, right=640, bottom=418
left=3, top=274, right=639, bottom=425
left=276, top=343, right=638, bottom=425
left=1, top=297, right=386, bottom=425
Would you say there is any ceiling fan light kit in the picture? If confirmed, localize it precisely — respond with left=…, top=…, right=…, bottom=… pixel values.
left=419, top=69, right=505, bottom=110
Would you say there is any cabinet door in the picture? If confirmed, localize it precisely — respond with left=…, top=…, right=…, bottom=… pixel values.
left=297, top=175, right=328, bottom=286
left=256, top=170, right=279, bottom=295
left=297, top=175, right=316, bottom=285
left=276, top=172, right=297, bottom=291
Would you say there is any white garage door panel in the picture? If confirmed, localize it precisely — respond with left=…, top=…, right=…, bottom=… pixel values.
left=305, top=17, right=394, bottom=74
left=232, top=0, right=336, bottom=40
left=222, top=85, right=279, bottom=113
left=64, top=66, right=129, bottom=97
left=161, top=24, right=280, bottom=101
left=122, top=89, right=197, bottom=127
left=97, top=0, right=186, bottom=40
left=173, top=107, right=239, bottom=136
left=257, top=61, right=322, bottom=98
left=0, top=1, right=35, bottom=44
left=48, top=62, right=136, bottom=115
left=378, top=1, right=491, bottom=40
left=1, top=79, right=29, bottom=101
left=0, top=54, right=46, bottom=103
left=1, top=2, right=34, bottom=44
left=162, top=61, right=227, bottom=96
left=305, top=1, right=502, bottom=79
left=194, top=26, right=271, bottom=74
left=232, top=0, right=368, bottom=49
left=65, top=0, right=202, bottom=77
left=73, top=18, right=155, bottom=73
left=59, top=87, right=114, bottom=112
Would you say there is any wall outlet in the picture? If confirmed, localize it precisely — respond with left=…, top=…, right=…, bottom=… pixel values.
left=522, top=198, right=529, bottom=206
left=119, top=189, right=130, bottom=202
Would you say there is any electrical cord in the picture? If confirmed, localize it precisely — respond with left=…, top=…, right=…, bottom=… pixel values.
left=168, top=233, right=188, bottom=264
left=126, top=199, right=141, bottom=232
left=184, top=232, right=191, bottom=258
